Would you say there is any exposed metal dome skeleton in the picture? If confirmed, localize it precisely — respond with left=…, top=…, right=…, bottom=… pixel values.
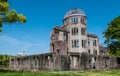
left=64, top=8, right=86, bottom=19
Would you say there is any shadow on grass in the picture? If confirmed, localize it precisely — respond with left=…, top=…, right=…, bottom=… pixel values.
left=0, top=69, right=15, bottom=73
left=0, top=69, right=26, bottom=73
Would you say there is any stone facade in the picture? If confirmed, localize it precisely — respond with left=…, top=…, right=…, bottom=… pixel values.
left=50, top=8, right=100, bottom=55
left=9, top=8, right=120, bottom=71
left=9, top=53, right=118, bottom=71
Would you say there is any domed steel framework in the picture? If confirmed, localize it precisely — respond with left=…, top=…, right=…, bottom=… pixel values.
left=64, top=8, right=86, bottom=19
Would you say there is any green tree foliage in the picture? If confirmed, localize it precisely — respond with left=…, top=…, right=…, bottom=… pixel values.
left=0, top=54, right=14, bottom=68
left=103, top=16, right=120, bottom=56
left=0, top=0, right=26, bottom=32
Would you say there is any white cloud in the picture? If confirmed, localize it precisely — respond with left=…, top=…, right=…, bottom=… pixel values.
left=0, top=35, right=34, bottom=49
left=0, top=35, right=20, bottom=44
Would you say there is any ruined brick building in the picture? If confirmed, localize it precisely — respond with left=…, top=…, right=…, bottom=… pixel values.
left=50, top=8, right=99, bottom=56
left=9, top=8, right=120, bottom=71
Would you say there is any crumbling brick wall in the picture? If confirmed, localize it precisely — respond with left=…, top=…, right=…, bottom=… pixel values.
left=9, top=53, right=118, bottom=71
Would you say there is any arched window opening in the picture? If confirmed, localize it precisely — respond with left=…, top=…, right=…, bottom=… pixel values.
left=52, top=44, right=54, bottom=53
left=71, top=17, right=78, bottom=24
left=71, top=27, right=79, bottom=35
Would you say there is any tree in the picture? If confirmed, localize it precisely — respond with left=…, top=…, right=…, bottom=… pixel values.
left=0, top=54, right=14, bottom=68
left=0, top=0, right=26, bottom=32
left=103, top=16, right=120, bottom=56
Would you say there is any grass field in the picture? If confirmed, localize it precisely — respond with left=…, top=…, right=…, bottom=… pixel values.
left=0, top=69, right=120, bottom=76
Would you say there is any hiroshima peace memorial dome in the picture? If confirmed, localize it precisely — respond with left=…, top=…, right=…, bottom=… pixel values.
left=9, top=8, right=120, bottom=71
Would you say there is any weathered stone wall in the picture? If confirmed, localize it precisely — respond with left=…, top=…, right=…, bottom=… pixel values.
left=117, top=57, right=120, bottom=69
left=9, top=53, right=118, bottom=71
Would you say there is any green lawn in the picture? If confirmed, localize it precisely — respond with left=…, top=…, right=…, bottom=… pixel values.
left=0, top=69, right=120, bottom=76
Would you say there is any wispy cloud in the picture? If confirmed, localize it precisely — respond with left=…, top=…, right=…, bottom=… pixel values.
left=0, top=35, right=20, bottom=44
left=0, top=35, right=49, bottom=55
left=0, top=35, right=34, bottom=49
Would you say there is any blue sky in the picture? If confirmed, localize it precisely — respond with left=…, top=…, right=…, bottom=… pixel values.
left=0, top=0, right=120, bottom=55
